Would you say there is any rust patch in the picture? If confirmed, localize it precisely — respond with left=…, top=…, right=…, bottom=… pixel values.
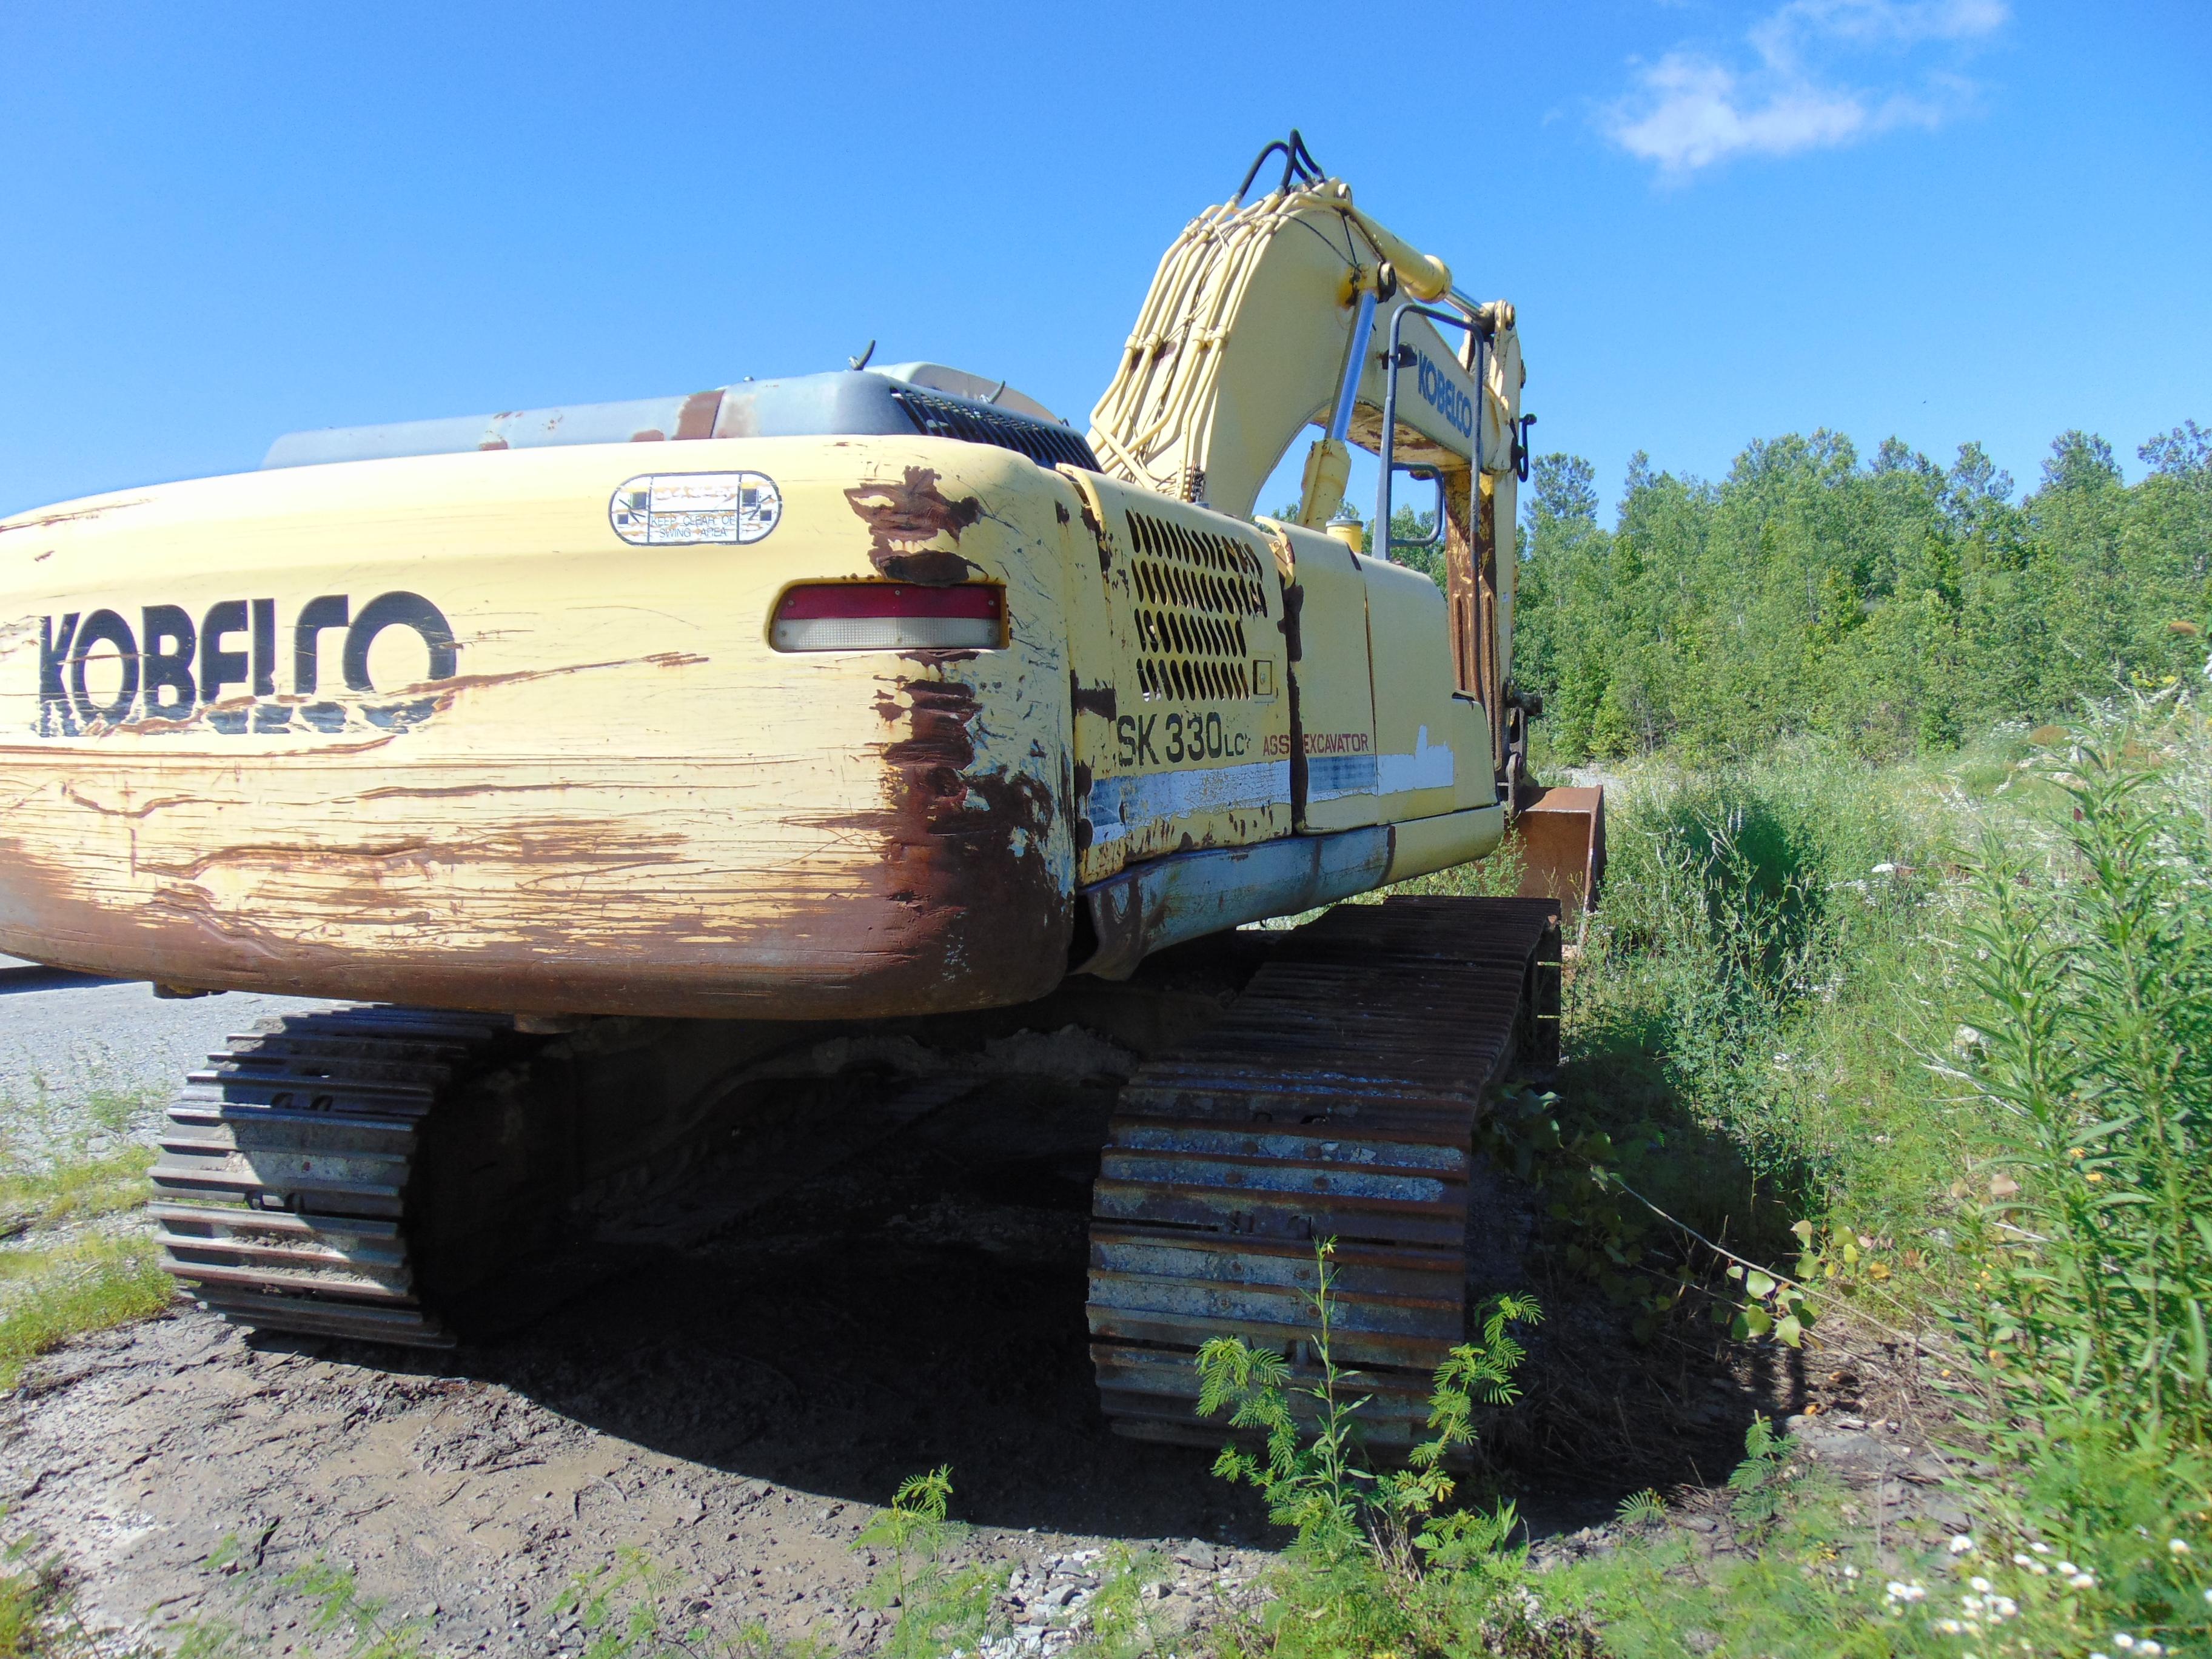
left=630, top=429, right=667, bottom=443
left=1056, top=502, right=1071, bottom=525
left=675, top=390, right=723, bottom=440
left=478, top=438, right=510, bottom=451
left=897, top=648, right=980, bottom=668
left=806, top=671, right=1072, bottom=1011
left=84, top=655, right=705, bottom=741
left=1077, top=498, right=1113, bottom=575
left=1069, top=673, right=1117, bottom=722
left=356, top=781, right=578, bottom=802
left=0, top=499, right=150, bottom=538
left=1071, top=760, right=1094, bottom=854
left=392, top=651, right=707, bottom=705
left=106, top=711, right=204, bottom=737
left=59, top=785, right=200, bottom=821
left=843, top=468, right=983, bottom=585
left=138, top=817, right=694, bottom=891
left=369, top=654, right=703, bottom=723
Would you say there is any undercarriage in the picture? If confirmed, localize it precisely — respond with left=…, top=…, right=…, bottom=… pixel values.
left=153, top=895, right=1560, bottom=1440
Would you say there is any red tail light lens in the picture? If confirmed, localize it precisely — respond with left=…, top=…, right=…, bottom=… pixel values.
left=769, top=583, right=1005, bottom=651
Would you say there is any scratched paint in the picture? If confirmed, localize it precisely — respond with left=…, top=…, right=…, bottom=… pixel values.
left=0, top=438, right=1079, bottom=1017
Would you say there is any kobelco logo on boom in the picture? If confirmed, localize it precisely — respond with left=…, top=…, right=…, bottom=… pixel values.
left=35, top=591, right=457, bottom=737
left=1414, top=351, right=1475, bottom=441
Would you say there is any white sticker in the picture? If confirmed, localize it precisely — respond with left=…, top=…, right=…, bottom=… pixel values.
left=609, top=471, right=781, bottom=546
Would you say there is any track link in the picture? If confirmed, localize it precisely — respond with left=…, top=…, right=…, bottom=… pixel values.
left=150, top=1006, right=520, bottom=1347
left=1086, top=895, right=1561, bottom=1443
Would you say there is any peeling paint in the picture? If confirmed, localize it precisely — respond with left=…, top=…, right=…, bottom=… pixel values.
left=1068, top=673, right=1118, bottom=722
left=843, top=467, right=983, bottom=585
left=674, top=390, right=723, bottom=440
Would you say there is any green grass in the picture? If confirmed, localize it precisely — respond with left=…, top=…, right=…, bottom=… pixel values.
left=0, top=1147, right=155, bottom=1235
left=0, top=1233, right=173, bottom=1389
left=0, top=1078, right=172, bottom=1394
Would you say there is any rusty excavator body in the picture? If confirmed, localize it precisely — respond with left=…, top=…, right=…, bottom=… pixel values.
left=0, top=133, right=1602, bottom=1439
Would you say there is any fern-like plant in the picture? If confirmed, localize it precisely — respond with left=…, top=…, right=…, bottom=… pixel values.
left=1194, top=1239, right=1540, bottom=1573
left=850, top=1466, right=1000, bottom=1659
left=1725, top=1415, right=1793, bottom=1527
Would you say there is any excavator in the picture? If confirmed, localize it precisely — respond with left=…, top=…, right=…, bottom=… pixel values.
left=0, top=133, right=1602, bottom=1441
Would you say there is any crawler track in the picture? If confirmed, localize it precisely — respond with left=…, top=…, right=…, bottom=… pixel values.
left=1086, top=895, right=1561, bottom=1443
left=149, top=1007, right=525, bottom=1347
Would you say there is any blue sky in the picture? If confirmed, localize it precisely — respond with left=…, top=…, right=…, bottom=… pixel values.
left=1, top=2, right=2204, bottom=523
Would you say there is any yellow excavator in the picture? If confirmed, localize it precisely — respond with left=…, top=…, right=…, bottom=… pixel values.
left=0, top=133, right=1601, bottom=1439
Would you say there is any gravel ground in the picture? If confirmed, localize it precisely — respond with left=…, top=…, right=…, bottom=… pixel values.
left=0, top=977, right=342, bottom=1164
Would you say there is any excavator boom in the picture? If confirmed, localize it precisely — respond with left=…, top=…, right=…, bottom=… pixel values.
left=1085, top=133, right=1599, bottom=913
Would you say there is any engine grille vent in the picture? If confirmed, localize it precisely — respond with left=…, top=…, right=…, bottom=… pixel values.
left=1125, top=510, right=1270, bottom=702
left=891, top=389, right=1101, bottom=472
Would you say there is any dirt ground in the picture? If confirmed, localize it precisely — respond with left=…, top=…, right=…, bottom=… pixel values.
left=1, top=994, right=1963, bottom=1655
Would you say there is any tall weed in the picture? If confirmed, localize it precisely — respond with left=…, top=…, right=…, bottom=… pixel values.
left=1565, top=746, right=1951, bottom=1249
left=849, top=1468, right=999, bottom=1659
left=1948, top=736, right=2212, bottom=1444
left=1932, top=727, right=2212, bottom=1643
left=1196, top=1241, right=1546, bottom=1657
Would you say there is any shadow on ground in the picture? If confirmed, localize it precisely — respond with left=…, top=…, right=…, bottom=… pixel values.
left=359, top=1064, right=1795, bottom=1544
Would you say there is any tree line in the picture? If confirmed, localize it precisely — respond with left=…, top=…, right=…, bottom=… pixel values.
left=1504, top=421, right=2212, bottom=762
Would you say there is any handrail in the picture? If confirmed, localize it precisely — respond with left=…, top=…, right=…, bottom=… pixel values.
left=1375, top=301, right=1483, bottom=561
left=1394, top=470, right=1449, bottom=552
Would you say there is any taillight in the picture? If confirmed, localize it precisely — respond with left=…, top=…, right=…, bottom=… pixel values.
left=769, top=583, right=1005, bottom=651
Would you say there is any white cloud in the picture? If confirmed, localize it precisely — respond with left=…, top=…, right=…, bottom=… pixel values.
left=1603, top=0, right=2007, bottom=178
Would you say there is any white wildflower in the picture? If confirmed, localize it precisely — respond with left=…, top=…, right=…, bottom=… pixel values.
left=2057, top=1561, right=2079, bottom=1575
left=2073, top=1572, right=2099, bottom=1589
left=1949, top=1533, right=1977, bottom=1554
left=1970, top=1576, right=1992, bottom=1593
left=2170, top=1538, right=2192, bottom=1555
left=2115, top=1636, right=2136, bottom=1651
